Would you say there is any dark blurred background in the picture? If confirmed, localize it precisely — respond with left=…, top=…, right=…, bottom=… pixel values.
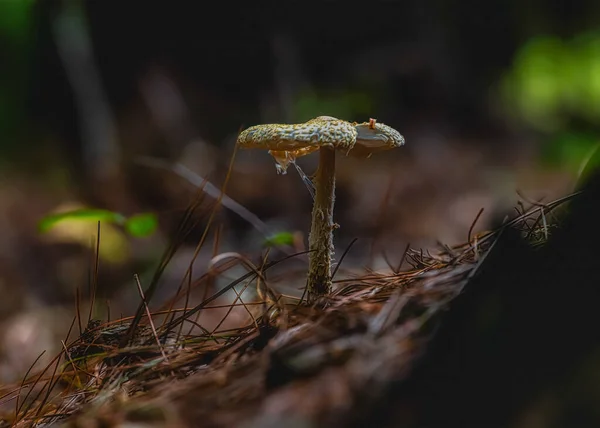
left=0, top=0, right=599, bottom=389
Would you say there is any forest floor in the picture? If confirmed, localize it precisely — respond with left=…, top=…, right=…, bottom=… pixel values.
left=0, top=189, right=568, bottom=427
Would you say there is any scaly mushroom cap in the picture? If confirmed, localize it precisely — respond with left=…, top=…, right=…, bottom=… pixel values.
left=236, top=116, right=358, bottom=173
left=237, top=116, right=357, bottom=151
left=236, top=115, right=405, bottom=171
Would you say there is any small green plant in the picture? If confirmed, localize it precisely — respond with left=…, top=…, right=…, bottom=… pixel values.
left=262, top=231, right=296, bottom=248
left=38, top=208, right=158, bottom=238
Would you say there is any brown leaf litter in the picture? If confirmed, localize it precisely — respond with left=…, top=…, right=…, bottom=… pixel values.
left=0, top=192, right=576, bottom=428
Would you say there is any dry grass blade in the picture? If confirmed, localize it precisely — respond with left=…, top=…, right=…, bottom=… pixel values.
left=14, top=350, right=46, bottom=419
left=124, top=180, right=209, bottom=347
left=396, top=242, right=411, bottom=273
left=75, top=286, right=82, bottom=336
left=60, top=340, right=82, bottom=390
left=160, top=145, right=241, bottom=336
left=164, top=249, right=310, bottom=334
left=332, top=237, right=358, bottom=279
left=453, top=191, right=581, bottom=263
left=21, top=316, right=76, bottom=422
left=87, top=221, right=101, bottom=324
left=134, top=274, right=169, bottom=362
left=467, top=207, right=485, bottom=246
left=13, top=316, right=77, bottom=424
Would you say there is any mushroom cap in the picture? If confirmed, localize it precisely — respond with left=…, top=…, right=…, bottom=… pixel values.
left=349, top=120, right=406, bottom=158
left=236, top=116, right=404, bottom=171
left=236, top=116, right=358, bottom=152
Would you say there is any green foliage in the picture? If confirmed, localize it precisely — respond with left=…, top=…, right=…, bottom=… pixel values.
left=0, top=0, right=33, bottom=42
left=541, top=132, right=599, bottom=173
left=501, top=31, right=600, bottom=131
left=38, top=209, right=126, bottom=233
left=124, top=213, right=159, bottom=237
left=501, top=36, right=566, bottom=132
left=262, top=231, right=295, bottom=248
left=576, top=142, right=600, bottom=188
left=0, top=0, right=34, bottom=157
left=39, top=208, right=158, bottom=238
left=500, top=30, right=600, bottom=175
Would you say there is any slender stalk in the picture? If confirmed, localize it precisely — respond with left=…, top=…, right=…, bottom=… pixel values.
left=307, top=146, right=336, bottom=301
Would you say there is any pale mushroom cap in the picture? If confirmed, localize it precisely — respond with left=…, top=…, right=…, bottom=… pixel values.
left=236, top=116, right=405, bottom=170
left=350, top=120, right=405, bottom=157
left=236, top=116, right=358, bottom=152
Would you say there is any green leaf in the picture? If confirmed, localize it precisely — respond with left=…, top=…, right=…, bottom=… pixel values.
left=540, top=131, right=599, bottom=173
left=124, top=213, right=158, bottom=237
left=500, top=30, right=600, bottom=131
left=38, top=209, right=127, bottom=233
left=0, top=0, right=34, bottom=42
left=501, top=36, right=566, bottom=131
left=576, top=142, right=600, bottom=188
left=263, top=231, right=295, bottom=247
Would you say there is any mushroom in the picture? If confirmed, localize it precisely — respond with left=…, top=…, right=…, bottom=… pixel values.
left=237, top=116, right=404, bottom=302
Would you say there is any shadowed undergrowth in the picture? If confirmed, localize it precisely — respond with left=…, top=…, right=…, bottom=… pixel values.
left=0, top=189, right=578, bottom=427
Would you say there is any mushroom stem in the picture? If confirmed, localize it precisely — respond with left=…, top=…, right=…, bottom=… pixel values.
left=307, top=146, right=336, bottom=301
